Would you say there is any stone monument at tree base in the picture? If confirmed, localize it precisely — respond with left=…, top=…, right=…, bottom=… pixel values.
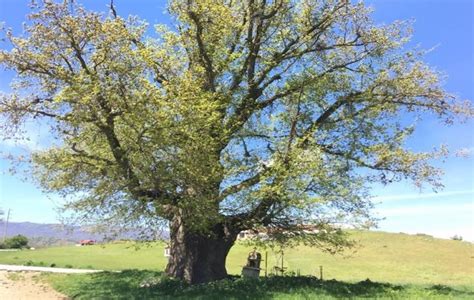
left=242, top=248, right=262, bottom=278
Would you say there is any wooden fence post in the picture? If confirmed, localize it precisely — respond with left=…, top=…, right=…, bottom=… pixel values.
left=281, top=250, right=284, bottom=276
left=265, top=251, right=268, bottom=277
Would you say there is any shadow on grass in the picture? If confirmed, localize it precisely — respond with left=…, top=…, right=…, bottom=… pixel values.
left=56, top=270, right=474, bottom=299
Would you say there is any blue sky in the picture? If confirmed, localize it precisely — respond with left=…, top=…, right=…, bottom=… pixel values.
left=0, top=0, right=473, bottom=241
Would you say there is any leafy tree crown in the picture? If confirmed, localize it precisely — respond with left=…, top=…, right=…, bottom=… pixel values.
left=0, top=0, right=471, bottom=248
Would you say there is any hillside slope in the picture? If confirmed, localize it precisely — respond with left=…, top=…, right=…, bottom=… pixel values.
left=230, top=231, right=473, bottom=286
left=0, top=230, right=472, bottom=286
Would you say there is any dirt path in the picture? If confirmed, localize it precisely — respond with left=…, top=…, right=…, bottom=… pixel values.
left=0, top=264, right=103, bottom=273
left=0, top=271, right=68, bottom=300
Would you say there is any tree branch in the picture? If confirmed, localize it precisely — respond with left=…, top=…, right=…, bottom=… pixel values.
left=187, top=10, right=215, bottom=91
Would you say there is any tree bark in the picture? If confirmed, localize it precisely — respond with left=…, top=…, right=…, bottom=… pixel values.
left=165, top=215, right=239, bottom=284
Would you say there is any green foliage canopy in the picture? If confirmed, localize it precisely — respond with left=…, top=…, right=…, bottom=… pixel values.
left=0, top=0, right=471, bottom=248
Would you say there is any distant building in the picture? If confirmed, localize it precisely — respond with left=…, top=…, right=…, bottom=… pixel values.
left=237, top=225, right=320, bottom=240
left=79, top=239, right=95, bottom=246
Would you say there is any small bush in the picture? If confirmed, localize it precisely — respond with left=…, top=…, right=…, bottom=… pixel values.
left=450, top=235, right=463, bottom=241
left=65, top=264, right=74, bottom=268
left=415, top=233, right=433, bottom=238
left=4, top=235, right=29, bottom=249
left=50, top=263, right=56, bottom=268
left=25, top=260, right=34, bottom=266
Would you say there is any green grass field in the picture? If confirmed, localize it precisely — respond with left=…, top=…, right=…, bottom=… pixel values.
left=1, top=230, right=472, bottom=299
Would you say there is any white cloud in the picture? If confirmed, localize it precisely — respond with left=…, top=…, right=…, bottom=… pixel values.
left=371, top=190, right=474, bottom=202
left=374, top=202, right=473, bottom=217
left=426, top=227, right=474, bottom=242
left=384, top=226, right=474, bottom=242
left=456, top=147, right=474, bottom=158
left=0, top=137, right=45, bottom=152
left=378, top=227, right=474, bottom=242
left=0, top=120, right=55, bottom=152
left=375, top=202, right=474, bottom=241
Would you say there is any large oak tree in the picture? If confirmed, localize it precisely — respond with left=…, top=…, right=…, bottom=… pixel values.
left=0, top=0, right=471, bottom=283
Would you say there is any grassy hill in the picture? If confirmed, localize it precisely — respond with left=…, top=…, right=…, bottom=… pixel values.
left=0, top=230, right=472, bottom=285
left=1, top=230, right=472, bottom=299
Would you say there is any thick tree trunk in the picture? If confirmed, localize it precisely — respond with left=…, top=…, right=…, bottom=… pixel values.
left=165, top=215, right=239, bottom=284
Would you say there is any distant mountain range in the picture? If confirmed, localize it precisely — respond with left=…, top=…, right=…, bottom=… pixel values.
left=0, top=222, right=168, bottom=247
left=2, top=222, right=102, bottom=241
